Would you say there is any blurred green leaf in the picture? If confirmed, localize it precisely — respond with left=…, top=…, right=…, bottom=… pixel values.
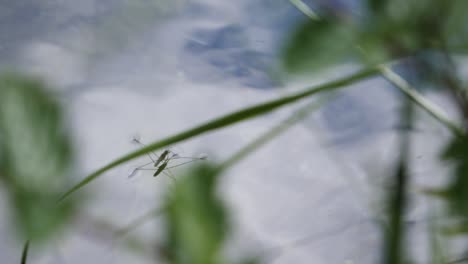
left=237, top=258, right=260, bottom=264
left=359, top=0, right=468, bottom=97
left=444, top=0, right=468, bottom=53
left=439, top=134, right=468, bottom=226
left=288, top=0, right=467, bottom=71
left=367, top=0, right=388, bottom=13
left=0, top=73, right=76, bottom=242
left=363, top=0, right=453, bottom=55
left=382, top=146, right=410, bottom=264
left=441, top=221, right=468, bottom=236
left=383, top=0, right=446, bottom=27
left=282, top=19, right=357, bottom=74
left=163, top=164, right=227, bottom=264
left=21, top=240, right=29, bottom=264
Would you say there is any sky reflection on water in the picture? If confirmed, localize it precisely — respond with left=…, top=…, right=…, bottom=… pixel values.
left=0, top=1, right=456, bottom=263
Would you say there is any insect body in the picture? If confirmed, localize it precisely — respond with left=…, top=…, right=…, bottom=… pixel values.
left=154, top=150, right=170, bottom=168
left=128, top=137, right=207, bottom=179
left=153, top=161, right=168, bottom=177
left=151, top=149, right=176, bottom=177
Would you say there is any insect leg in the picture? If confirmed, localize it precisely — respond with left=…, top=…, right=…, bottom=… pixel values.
left=128, top=160, right=156, bottom=178
left=163, top=170, right=178, bottom=185
left=131, top=137, right=160, bottom=162
left=165, top=159, right=205, bottom=170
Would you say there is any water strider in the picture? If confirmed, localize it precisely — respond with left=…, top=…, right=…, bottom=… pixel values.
left=128, top=137, right=207, bottom=178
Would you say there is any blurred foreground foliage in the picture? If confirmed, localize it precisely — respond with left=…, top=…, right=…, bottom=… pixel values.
left=161, top=163, right=258, bottom=264
left=283, top=0, right=468, bottom=82
left=283, top=0, right=468, bottom=263
left=437, top=135, right=468, bottom=234
left=4, top=0, right=468, bottom=263
left=0, top=74, right=77, bottom=243
left=163, top=164, right=227, bottom=264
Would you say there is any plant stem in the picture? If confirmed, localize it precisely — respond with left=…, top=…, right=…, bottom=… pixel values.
left=59, top=67, right=378, bottom=201
left=288, top=0, right=319, bottom=20
left=218, top=97, right=328, bottom=172
left=378, top=66, right=464, bottom=137
left=21, top=240, right=29, bottom=264
left=383, top=99, right=412, bottom=264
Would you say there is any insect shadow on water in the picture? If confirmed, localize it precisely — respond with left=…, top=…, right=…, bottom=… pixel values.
left=128, top=137, right=207, bottom=181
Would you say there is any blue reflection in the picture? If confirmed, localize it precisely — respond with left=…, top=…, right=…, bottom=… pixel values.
left=180, top=0, right=311, bottom=89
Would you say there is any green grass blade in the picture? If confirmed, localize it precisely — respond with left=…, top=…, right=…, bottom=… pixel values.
left=288, top=0, right=319, bottom=20
left=383, top=160, right=408, bottom=264
left=21, top=240, right=29, bottom=264
left=59, top=67, right=378, bottom=201
left=383, top=99, right=413, bottom=264
left=219, top=97, right=329, bottom=172
left=379, top=66, right=464, bottom=137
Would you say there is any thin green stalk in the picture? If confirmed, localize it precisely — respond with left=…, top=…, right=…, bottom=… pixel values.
left=21, top=240, right=29, bottom=264
left=218, top=97, right=328, bottom=172
left=59, top=67, right=377, bottom=201
left=383, top=99, right=412, bottom=264
left=288, top=0, right=319, bottom=20
left=378, top=66, right=464, bottom=137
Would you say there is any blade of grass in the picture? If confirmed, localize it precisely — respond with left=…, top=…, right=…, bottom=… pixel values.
left=383, top=157, right=408, bottom=264
left=21, top=240, right=29, bottom=264
left=288, top=0, right=320, bottom=20
left=383, top=99, right=413, bottom=264
left=218, top=96, right=329, bottom=172
left=59, top=67, right=377, bottom=201
left=378, top=65, right=464, bottom=137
